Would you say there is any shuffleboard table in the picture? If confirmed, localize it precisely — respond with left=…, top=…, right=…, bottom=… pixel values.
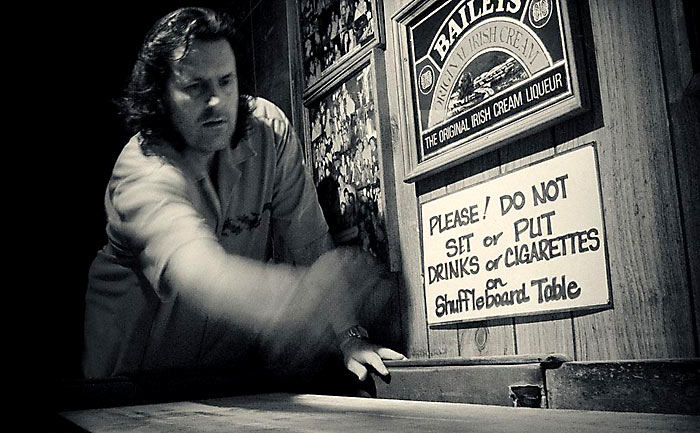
left=59, top=392, right=700, bottom=432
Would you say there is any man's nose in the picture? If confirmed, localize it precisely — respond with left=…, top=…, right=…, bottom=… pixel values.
left=207, top=94, right=220, bottom=107
left=206, top=84, right=223, bottom=107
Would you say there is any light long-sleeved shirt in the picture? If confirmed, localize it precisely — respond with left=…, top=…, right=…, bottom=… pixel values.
left=83, top=98, right=332, bottom=378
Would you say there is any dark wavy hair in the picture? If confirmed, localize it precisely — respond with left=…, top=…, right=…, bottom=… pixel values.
left=118, top=7, right=252, bottom=148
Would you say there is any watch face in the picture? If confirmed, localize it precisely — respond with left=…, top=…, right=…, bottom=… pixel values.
left=348, top=325, right=368, bottom=339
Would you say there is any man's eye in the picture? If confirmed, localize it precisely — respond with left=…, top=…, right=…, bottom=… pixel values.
left=184, top=83, right=202, bottom=93
left=220, top=76, right=234, bottom=87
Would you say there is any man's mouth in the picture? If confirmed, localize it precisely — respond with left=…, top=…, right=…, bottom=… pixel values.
left=202, top=118, right=227, bottom=127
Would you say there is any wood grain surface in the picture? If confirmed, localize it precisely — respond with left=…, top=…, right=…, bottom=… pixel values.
left=60, top=393, right=700, bottom=433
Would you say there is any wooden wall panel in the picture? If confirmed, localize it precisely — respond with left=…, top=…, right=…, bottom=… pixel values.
left=654, top=0, right=700, bottom=356
left=499, top=130, right=576, bottom=358
left=371, top=50, right=407, bottom=351
left=285, top=0, right=306, bottom=131
left=383, top=0, right=430, bottom=358
left=449, top=153, right=516, bottom=357
left=417, top=155, right=509, bottom=357
left=562, top=0, right=695, bottom=360
left=419, top=184, right=459, bottom=358
left=231, top=2, right=256, bottom=98
left=251, top=0, right=293, bottom=117
left=458, top=320, right=516, bottom=357
left=414, top=134, right=519, bottom=358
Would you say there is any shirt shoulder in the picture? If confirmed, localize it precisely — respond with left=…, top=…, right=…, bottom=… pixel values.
left=250, top=97, right=290, bottom=124
left=245, top=98, right=297, bottom=157
left=108, top=135, right=191, bottom=217
left=111, top=135, right=187, bottom=188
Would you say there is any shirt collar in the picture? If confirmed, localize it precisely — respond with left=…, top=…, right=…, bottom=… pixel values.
left=140, top=132, right=257, bottom=182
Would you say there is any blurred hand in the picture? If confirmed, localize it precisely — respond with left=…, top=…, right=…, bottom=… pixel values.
left=339, top=337, right=406, bottom=381
left=298, top=246, right=386, bottom=333
left=260, top=247, right=388, bottom=365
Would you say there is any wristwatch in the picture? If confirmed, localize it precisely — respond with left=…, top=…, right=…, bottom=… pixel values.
left=342, top=325, right=369, bottom=341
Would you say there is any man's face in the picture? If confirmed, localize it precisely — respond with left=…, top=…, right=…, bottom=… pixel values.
left=165, top=38, right=239, bottom=154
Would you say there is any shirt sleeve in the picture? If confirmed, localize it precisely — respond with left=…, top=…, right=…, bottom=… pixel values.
left=108, top=162, right=218, bottom=298
left=266, top=106, right=333, bottom=265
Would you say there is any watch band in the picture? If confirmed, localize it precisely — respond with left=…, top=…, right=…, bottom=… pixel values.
left=342, top=324, right=369, bottom=341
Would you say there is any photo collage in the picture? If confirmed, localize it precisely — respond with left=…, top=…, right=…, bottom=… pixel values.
left=300, top=0, right=376, bottom=87
left=308, top=63, right=389, bottom=263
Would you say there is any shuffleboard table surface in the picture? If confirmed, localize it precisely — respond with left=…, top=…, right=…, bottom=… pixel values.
left=60, top=392, right=700, bottom=432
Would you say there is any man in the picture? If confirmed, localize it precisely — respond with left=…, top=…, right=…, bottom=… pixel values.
left=83, top=7, right=403, bottom=387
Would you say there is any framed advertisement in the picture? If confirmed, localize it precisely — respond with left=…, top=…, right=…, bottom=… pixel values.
left=297, top=0, right=385, bottom=96
left=303, top=51, right=394, bottom=267
left=393, top=0, right=587, bottom=182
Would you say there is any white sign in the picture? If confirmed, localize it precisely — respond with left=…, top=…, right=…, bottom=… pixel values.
left=420, top=144, right=611, bottom=325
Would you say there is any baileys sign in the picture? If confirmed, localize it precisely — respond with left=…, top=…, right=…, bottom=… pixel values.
left=393, top=0, right=586, bottom=181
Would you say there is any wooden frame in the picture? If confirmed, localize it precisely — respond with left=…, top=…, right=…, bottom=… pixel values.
left=302, top=50, right=397, bottom=269
left=296, top=0, right=385, bottom=97
left=392, top=0, right=588, bottom=182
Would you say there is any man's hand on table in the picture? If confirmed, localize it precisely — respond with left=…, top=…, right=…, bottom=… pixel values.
left=340, top=336, right=406, bottom=381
